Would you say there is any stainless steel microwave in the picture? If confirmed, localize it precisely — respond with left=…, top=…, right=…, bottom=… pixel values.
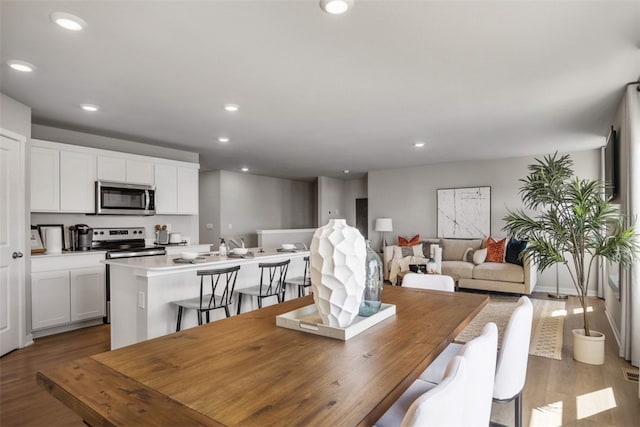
left=95, top=181, right=156, bottom=215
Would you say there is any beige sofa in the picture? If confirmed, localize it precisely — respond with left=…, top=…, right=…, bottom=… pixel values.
left=383, top=238, right=537, bottom=295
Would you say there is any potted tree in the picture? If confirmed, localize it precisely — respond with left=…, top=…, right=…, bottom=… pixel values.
left=503, top=152, right=639, bottom=365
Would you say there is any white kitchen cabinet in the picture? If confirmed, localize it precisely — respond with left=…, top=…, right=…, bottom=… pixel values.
left=31, top=139, right=198, bottom=215
left=97, top=155, right=126, bottom=182
left=126, top=159, right=154, bottom=185
left=30, top=146, right=60, bottom=211
left=154, top=164, right=198, bottom=214
left=31, top=252, right=106, bottom=335
left=154, top=164, right=178, bottom=213
left=60, top=150, right=96, bottom=212
left=70, top=267, right=106, bottom=321
left=97, top=156, right=154, bottom=185
left=31, top=271, right=71, bottom=329
left=177, top=167, right=199, bottom=214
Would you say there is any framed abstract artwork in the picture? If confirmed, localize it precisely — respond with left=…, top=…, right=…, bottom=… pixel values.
left=437, top=186, right=491, bottom=239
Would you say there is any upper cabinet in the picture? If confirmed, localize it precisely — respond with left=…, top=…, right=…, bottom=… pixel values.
left=97, top=156, right=126, bottom=182
left=97, top=156, right=154, bottom=185
left=154, top=163, right=199, bottom=215
left=125, top=159, right=154, bottom=185
left=60, top=151, right=96, bottom=212
left=154, top=163, right=178, bottom=213
left=31, top=146, right=60, bottom=211
left=31, top=139, right=199, bottom=215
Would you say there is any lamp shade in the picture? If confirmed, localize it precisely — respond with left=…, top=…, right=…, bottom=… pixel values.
left=375, top=218, right=393, bottom=232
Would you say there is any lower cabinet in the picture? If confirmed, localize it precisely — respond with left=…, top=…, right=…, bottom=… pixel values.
left=31, top=265, right=105, bottom=332
left=31, top=271, right=71, bottom=329
left=70, top=268, right=106, bottom=321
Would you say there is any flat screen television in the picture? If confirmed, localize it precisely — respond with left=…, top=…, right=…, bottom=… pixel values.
left=604, top=126, right=619, bottom=201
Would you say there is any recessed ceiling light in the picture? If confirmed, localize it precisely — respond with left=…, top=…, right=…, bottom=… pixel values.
left=414, top=142, right=426, bottom=148
left=320, top=0, right=353, bottom=15
left=7, top=60, right=36, bottom=72
left=218, top=137, right=230, bottom=143
left=241, top=167, right=249, bottom=172
left=343, top=170, right=350, bottom=174
left=80, top=104, right=99, bottom=112
left=224, top=104, right=239, bottom=112
left=51, top=12, right=86, bottom=31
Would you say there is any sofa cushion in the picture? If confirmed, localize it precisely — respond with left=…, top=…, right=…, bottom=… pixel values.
left=441, top=261, right=474, bottom=279
left=505, top=238, right=527, bottom=266
left=421, top=239, right=442, bottom=258
left=463, top=247, right=487, bottom=265
left=398, top=234, right=420, bottom=246
left=473, top=262, right=524, bottom=283
left=441, top=239, right=482, bottom=261
left=485, top=236, right=506, bottom=263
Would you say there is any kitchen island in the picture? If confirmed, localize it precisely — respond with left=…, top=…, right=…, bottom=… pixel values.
left=105, top=249, right=308, bottom=349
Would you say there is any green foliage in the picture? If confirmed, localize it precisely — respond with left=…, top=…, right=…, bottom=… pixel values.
left=503, top=153, right=639, bottom=336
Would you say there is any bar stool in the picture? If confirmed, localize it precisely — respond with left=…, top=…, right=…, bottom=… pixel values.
left=173, top=265, right=240, bottom=331
left=236, top=259, right=290, bottom=314
left=285, top=256, right=311, bottom=297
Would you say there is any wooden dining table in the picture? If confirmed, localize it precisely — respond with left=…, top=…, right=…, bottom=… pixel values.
left=37, top=285, right=488, bottom=426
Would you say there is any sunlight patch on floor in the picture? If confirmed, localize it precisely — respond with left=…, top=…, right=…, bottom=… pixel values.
left=572, top=306, right=594, bottom=315
left=551, top=309, right=567, bottom=317
left=530, top=400, right=563, bottom=427
left=576, top=387, right=617, bottom=420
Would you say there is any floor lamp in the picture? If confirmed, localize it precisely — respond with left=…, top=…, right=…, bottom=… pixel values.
left=549, top=263, right=568, bottom=300
left=375, top=218, right=393, bottom=253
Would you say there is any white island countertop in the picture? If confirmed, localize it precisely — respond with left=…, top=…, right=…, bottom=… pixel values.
left=104, top=248, right=308, bottom=275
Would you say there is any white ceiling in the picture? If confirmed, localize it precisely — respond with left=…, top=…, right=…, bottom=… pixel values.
left=1, top=1, right=639, bottom=180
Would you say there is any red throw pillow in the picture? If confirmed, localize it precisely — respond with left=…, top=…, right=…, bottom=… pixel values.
left=398, top=234, right=420, bottom=247
left=485, top=236, right=506, bottom=263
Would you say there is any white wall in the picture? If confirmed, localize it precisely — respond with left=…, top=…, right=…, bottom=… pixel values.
left=317, top=176, right=367, bottom=227
left=217, top=170, right=315, bottom=247
left=32, top=124, right=198, bottom=163
left=1, top=93, right=31, bottom=137
left=199, top=170, right=221, bottom=246
left=318, top=176, right=344, bottom=226
left=368, top=149, right=601, bottom=295
left=342, top=177, right=367, bottom=228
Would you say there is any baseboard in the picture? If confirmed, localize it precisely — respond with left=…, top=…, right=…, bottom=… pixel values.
left=604, top=309, right=622, bottom=352
left=32, top=318, right=104, bottom=339
left=21, top=333, right=34, bottom=348
left=534, top=285, right=599, bottom=297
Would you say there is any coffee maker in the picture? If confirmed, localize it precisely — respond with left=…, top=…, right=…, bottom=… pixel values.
left=70, top=224, right=93, bottom=251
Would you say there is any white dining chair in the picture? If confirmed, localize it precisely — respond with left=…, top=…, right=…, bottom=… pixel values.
left=492, top=296, right=533, bottom=427
left=376, top=322, right=498, bottom=427
left=420, top=296, right=533, bottom=427
left=401, top=273, right=455, bottom=292
left=376, top=356, right=466, bottom=427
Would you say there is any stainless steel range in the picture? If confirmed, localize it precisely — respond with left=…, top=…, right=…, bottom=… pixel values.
left=94, top=227, right=166, bottom=323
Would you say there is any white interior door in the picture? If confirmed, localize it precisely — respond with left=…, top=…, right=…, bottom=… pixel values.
left=0, top=132, right=26, bottom=356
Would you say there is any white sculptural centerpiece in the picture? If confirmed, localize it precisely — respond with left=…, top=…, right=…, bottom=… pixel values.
left=310, top=219, right=366, bottom=328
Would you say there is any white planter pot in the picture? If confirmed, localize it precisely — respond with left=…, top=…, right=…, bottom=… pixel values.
left=310, top=219, right=366, bottom=327
left=572, top=329, right=605, bottom=365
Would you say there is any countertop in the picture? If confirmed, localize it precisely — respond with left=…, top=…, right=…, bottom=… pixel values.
left=104, top=248, right=309, bottom=272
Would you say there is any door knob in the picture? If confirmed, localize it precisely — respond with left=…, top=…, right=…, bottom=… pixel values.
left=12, top=251, right=23, bottom=259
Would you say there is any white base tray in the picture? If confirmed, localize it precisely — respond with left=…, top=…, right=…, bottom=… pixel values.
left=276, top=303, right=396, bottom=340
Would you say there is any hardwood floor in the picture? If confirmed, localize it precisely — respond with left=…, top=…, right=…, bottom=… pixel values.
left=0, top=325, right=110, bottom=426
left=1, top=294, right=638, bottom=426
